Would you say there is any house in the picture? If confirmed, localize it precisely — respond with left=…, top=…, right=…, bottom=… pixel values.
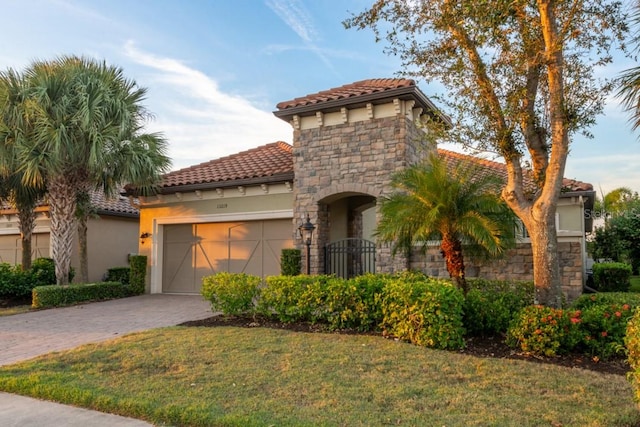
left=0, top=190, right=139, bottom=282
left=132, top=78, right=595, bottom=300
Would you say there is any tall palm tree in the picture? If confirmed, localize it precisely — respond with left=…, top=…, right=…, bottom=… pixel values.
left=0, top=68, right=47, bottom=270
left=376, top=153, right=517, bottom=294
left=12, top=56, right=170, bottom=285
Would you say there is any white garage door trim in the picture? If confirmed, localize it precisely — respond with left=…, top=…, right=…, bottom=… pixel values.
left=149, top=210, right=293, bottom=294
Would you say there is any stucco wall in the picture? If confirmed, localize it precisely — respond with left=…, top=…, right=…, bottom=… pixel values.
left=0, top=213, right=138, bottom=283
left=71, top=216, right=139, bottom=282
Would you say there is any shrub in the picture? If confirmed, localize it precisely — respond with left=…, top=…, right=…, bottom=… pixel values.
left=625, top=310, right=640, bottom=405
left=105, top=267, right=131, bottom=285
left=571, top=292, right=640, bottom=311
left=32, top=282, right=127, bottom=308
left=128, top=255, right=147, bottom=295
left=506, top=305, right=582, bottom=357
left=592, top=262, right=632, bottom=292
left=30, top=257, right=75, bottom=286
left=378, top=275, right=465, bottom=350
left=201, top=273, right=261, bottom=316
left=322, top=274, right=386, bottom=331
left=464, top=279, right=535, bottom=336
left=258, top=275, right=332, bottom=323
left=0, top=263, right=31, bottom=299
left=280, top=249, right=301, bottom=276
left=575, top=302, right=634, bottom=359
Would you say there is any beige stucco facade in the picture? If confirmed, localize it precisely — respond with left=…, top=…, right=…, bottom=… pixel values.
left=135, top=183, right=294, bottom=293
left=0, top=210, right=138, bottom=283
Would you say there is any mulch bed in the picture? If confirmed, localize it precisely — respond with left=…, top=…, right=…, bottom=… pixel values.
left=179, top=314, right=630, bottom=376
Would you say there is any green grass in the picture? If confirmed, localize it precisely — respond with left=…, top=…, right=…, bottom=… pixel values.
left=0, top=327, right=638, bottom=426
left=0, top=304, right=32, bottom=316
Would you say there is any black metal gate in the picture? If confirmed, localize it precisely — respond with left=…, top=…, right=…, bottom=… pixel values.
left=324, top=238, right=376, bottom=279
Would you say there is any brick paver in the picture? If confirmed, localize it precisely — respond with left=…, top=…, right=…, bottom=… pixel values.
left=0, top=294, right=212, bottom=366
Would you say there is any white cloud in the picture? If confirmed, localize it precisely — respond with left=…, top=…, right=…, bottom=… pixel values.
left=266, top=0, right=318, bottom=43
left=265, top=0, right=336, bottom=72
left=122, top=42, right=293, bottom=171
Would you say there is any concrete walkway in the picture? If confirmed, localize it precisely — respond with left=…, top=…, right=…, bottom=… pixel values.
left=0, top=294, right=213, bottom=426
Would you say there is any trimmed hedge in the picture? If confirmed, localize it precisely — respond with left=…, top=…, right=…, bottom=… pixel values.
left=105, top=267, right=131, bottom=285
left=592, top=262, right=632, bottom=292
left=129, top=255, right=147, bottom=295
left=202, top=272, right=261, bottom=316
left=32, top=282, right=131, bottom=308
left=378, top=274, right=465, bottom=350
left=258, top=275, right=331, bottom=323
left=280, top=249, right=302, bottom=276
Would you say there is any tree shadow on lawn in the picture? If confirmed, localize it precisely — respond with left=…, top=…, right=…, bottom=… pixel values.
left=179, top=314, right=630, bottom=376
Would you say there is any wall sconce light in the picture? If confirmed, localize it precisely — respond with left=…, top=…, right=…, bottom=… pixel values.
left=298, top=214, right=315, bottom=275
left=140, top=232, right=151, bottom=243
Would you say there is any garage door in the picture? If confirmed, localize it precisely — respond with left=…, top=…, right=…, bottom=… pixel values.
left=0, top=233, right=50, bottom=265
left=162, top=219, right=293, bottom=293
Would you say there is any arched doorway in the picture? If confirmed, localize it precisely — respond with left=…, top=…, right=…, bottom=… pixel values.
left=321, top=194, right=376, bottom=278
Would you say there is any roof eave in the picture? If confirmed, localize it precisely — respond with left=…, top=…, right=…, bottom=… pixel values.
left=158, top=172, right=295, bottom=195
left=274, top=86, right=452, bottom=128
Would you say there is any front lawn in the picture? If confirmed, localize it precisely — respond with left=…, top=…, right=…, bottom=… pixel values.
left=0, top=326, right=637, bottom=426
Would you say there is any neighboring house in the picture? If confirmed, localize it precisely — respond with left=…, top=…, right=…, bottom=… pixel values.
left=0, top=191, right=139, bottom=282
left=131, top=78, right=595, bottom=300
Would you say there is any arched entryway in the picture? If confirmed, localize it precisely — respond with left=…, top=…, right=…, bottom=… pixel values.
left=320, top=193, right=376, bottom=278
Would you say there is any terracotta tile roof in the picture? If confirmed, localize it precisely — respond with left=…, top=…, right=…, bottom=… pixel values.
left=159, top=141, right=294, bottom=191
left=438, top=149, right=593, bottom=193
left=276, top=78, right=417, bottom=110
left=0, top=190, right=138, bottom=217
left=89, top=190, right=139, bottom=217
left=561, top=178, right=593, bottom=192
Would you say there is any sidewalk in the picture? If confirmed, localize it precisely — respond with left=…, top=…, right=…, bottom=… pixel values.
left=0, top=294, right=213, bottom=426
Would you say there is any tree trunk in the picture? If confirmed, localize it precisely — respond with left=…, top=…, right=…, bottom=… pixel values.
left=77, top=216, right=88, bottom=283
left=17, top=205, right=36, bottom=271
left=528, top=213, right=563, bottom=307
left=47, top=175, right=78, bottom=285
left=441, top=234, right=468, bottom=295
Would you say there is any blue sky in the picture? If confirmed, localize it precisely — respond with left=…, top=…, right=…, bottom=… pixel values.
left=0, top=0, right=638, bottom=195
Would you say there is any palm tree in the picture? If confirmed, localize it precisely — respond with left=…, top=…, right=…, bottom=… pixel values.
left=0, top=173, right=47, bottom=270
left=11, top=56, right=170, bottom=285
left=376, top=153, right=517, bottom=294
left=618, top=2, right=640, bottom=130
left=0, top=68, right=47, bottom=270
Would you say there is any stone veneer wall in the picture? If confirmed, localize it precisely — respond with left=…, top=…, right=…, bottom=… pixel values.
left=409, top=241, right=584, bottom=301
left=292, top=114, right=431, bottom=274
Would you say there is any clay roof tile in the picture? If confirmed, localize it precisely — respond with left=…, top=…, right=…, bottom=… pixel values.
left=160, top=141, right=293, bottom=189
left=276, top=78, right=416, bottom=110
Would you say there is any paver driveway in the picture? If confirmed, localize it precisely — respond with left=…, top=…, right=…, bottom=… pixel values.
left=0, top=294, right=212, bottom=366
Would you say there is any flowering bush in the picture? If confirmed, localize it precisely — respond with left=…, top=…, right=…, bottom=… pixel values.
left=576, top=303, right=634, bottom=359
left=506, top=305, right=581, bottom=357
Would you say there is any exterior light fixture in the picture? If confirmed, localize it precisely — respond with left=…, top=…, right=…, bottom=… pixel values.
left=298, top=214, right=315, bottom=275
